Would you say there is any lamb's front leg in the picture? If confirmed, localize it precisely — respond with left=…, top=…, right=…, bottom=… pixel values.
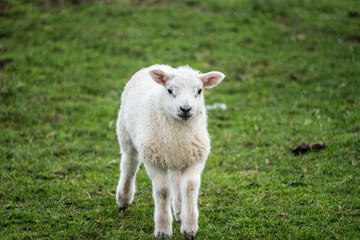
left=180, top=162, right=205, bottom=240
left=145, top=163, right=172, bottom=239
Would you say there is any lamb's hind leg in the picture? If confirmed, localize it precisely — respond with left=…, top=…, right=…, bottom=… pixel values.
left=116, top=116, right=140, bottom=211
left=169, top=170, right=182, bottom=223
left=116, top=146, right=139, bottom=211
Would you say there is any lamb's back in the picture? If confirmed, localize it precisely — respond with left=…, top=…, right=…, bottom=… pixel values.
left=119, top=66, right=170, bottom=146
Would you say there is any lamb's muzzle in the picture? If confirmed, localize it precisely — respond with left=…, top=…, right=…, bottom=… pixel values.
left=178, top=105, right=192, bottom=120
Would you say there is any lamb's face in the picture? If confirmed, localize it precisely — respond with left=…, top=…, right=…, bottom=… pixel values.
left=149, top=66, right=225, bottom=121
left=163, top=77, right=204, bottom=121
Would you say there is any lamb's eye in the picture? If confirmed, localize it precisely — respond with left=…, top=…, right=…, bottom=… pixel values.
left=167, top=89, right=173, bottom=95
left=197, top=89, right=202, bottom=95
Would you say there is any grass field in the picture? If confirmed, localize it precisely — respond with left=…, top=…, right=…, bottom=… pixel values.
left=1, top=0, right=360, bottom=239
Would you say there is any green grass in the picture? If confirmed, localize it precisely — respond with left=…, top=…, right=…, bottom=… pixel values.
left=1, top=0, right=359, bottom=239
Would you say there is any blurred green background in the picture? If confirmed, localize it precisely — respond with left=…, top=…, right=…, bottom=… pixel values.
left=1, top=0, right=359, bottom=239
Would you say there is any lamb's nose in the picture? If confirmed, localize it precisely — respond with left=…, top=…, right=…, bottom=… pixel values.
left=180, top=106, right=192, bottom=113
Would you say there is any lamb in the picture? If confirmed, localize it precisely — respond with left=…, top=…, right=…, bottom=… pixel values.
left=115, top=64, right=225, bottom=239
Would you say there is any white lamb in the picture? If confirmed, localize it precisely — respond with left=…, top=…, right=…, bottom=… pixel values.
left=116, top=64, right=225, bottom=239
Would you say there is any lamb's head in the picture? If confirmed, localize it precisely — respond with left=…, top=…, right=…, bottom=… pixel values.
left=149, top=66, right=225, bottom=121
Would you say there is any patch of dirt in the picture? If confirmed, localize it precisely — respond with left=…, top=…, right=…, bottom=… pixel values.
left=288, top=74, right=298, bottom=82
left=0, top=58, right=13, bottom=70
left=307, top=45, right=315, bottom=51
left=38, top=0, right=99, bottom=10
left=133, top=0, right=167, bottom=7
left=348, top=11, right=359, bottom=18
left=6, top=152, right=14, bottom=159
left=242, top=37, right=253, bottom=44
left=291, top=141, right=327, bottom=156
left=251, top=59, right=269, bottom=66
left=207, top=59, right=217, bottom=67
left=347, top=35, right=360, bottom=43
left=0, top=2, right=11, bottom=12
left=119, top=32, right=128, bottom=39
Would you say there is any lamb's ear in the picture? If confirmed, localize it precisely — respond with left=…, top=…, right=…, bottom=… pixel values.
left=199, top=71, right=225, bottom=88
left=149, top=69, right=174, bottom=86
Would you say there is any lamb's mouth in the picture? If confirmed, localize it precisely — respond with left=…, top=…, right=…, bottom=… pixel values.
left=178, top=114, right=192, bottom=120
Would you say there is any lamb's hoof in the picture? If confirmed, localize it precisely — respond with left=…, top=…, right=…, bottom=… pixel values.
left=183, top=231, right=195, bottom=240
left=156, top=232, right=171, bottom=239
left=118, top=205, right=128, bottom=212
